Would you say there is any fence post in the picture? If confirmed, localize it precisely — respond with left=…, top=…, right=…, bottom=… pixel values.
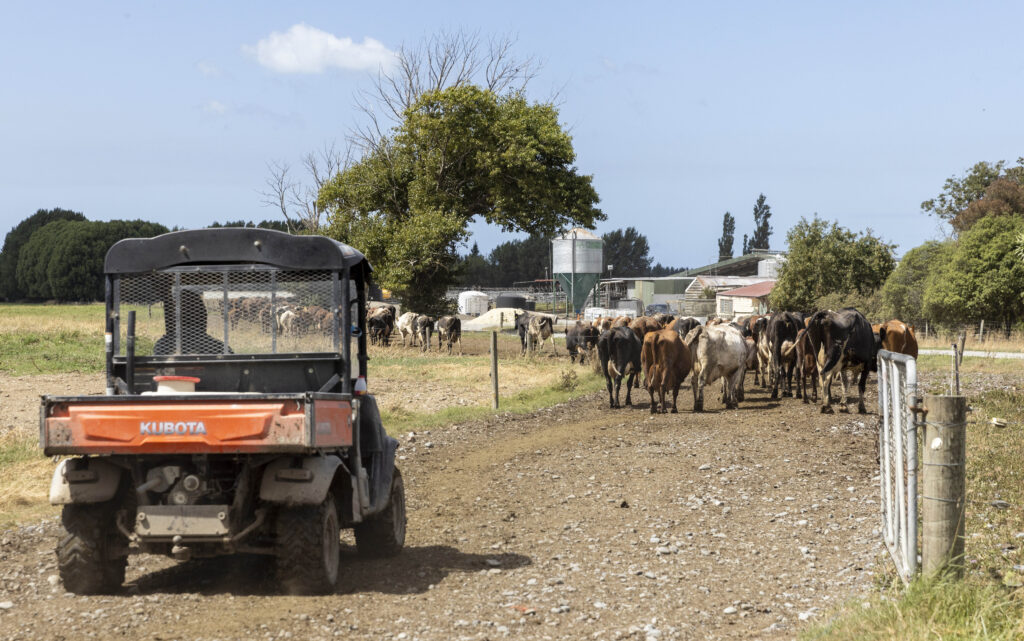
left=922, top=394, right=967, bottom=577
left=490, top=330, right=499, bottom=409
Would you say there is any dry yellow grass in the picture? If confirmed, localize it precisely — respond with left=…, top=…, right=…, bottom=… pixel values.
left=917, top=330, right=1024, bottom=354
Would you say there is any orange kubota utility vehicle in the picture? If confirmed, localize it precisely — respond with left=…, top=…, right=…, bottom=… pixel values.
left=40, top=228, right=405, bottom=595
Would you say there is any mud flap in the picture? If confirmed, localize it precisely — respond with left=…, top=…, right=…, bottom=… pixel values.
left=49, top=458, right=123, bottom=505
left=259, top=455, right=342, bottom=505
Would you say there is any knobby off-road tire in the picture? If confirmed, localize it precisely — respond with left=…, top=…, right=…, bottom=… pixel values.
left=57, top=503, right=128, bottom=595
left=354, top=468, right=406, bottom=558
left=276, top=492, right=341, bottom=595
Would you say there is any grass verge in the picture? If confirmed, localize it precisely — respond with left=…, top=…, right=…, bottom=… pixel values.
left=805, top=575, right=1024, bottom=641
left=381, top=367, right=604, bottom=434
left=805, top=376, right=1024, bottom=639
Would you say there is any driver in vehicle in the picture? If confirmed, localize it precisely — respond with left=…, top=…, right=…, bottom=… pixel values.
left=154, top=289, right=232, bottom=355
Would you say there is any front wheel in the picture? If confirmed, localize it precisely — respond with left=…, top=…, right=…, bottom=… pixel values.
left=354, top=468, right=406, bottom=558
left=276, top=492, right=341, bottom=595
left=57, top=503, right=128, bottom=595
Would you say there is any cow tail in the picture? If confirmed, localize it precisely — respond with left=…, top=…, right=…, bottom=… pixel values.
left=782, top=331, right=802, bottom=357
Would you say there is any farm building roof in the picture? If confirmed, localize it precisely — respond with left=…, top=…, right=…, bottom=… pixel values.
left=674, top=249, right=784, bottom=278
left=717, top=280, right=776, bottom=298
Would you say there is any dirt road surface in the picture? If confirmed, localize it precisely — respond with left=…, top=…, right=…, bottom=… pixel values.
left=0, top=376, right=882, bottom=640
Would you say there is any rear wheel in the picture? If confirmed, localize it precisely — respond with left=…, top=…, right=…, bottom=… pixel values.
left=354, top=468, right=406, bottom=558
left=57, top=503, right=127, bottom=595
left=276, top=492, right=340, bottom=595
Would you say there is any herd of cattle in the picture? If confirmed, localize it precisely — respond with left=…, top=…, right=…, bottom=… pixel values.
left=226, top=297, right=334, bottom=336
left=366, top=306, right=464, bottom=354
left=360, top=303, right=919, bottom=418
left=556, top=308, right=917, bottom=416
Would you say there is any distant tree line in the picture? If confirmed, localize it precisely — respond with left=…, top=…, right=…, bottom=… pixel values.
left=0, top=211, right=290, bottom=303
left=454, top=227, right=684, bottom=289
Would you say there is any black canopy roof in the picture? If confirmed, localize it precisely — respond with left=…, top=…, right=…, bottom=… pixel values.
left=105, top=228, right=371, bottom=276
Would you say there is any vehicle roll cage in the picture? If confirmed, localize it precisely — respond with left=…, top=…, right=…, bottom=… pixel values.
left=102, top=228, right=372, bottom=397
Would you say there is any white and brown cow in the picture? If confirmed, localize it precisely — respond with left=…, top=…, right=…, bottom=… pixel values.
left=684, top=323, right=748, bottom=412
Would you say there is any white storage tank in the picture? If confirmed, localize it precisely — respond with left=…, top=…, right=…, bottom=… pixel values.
left=552, top=228, right=603, bottom=314
left=458, top=290, right=489, bottom=316
left=758, top=258, right=780, bottom=278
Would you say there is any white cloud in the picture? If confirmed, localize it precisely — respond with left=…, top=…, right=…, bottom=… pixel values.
left=244, top=23, right=395, bottom=74
left=197, top=60, right=220, bottom=77
left=203, top=100, right=227, bottom=114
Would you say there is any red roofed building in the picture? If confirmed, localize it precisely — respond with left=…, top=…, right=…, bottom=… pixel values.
left=715, top=280, right=776, bottom=318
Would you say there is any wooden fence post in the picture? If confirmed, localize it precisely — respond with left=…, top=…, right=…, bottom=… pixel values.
left=922, top=394, right=967, bottom=577
left=490, top=330, right=499, bottom=409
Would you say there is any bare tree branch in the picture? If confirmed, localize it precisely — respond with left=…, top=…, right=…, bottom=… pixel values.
left=260, top=142, right=349, bottom=233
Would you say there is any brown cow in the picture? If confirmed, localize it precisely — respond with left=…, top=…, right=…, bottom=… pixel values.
left=641, top=328, right=693, bottom=413
left=878, top=319, right=918, bottom=358
left=629, top=316, right=662, bottom=341
left=782, top=328, right=819, bottom=403
left=610, top=315, right=631, bottom=328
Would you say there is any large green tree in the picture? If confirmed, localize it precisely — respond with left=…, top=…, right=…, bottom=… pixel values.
left=717, top=212, right=735, bottom=261
left=320, top=85, right=602, bottom=313
left=921, top=215, right=1024, bottom=331
left=771, top=215, right=897, bottom=311
left=0, top=208, right=86, bottom=300
left=879, top=240, right=951, bottom=323
left=602, top=227, right=651, bottom=277
left=922, top=158, right=1024, bottom=233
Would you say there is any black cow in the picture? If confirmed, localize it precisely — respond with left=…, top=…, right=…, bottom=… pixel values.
left=806, top=307, right=878, bottom=414
left=670, top=316, right=701, bottom=340
left=768, top=311, right=803, bottom=399
left=597, top=327, right=642, bottom=409
left=367, top=306, right=395, bottom=346
left=436, top=316, right=462, bottom=355
left=566, top=321, right=599, bottom=364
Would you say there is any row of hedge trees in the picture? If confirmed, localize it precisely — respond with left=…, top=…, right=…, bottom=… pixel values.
left=0, top=209, right=170, bottom=302
left=0, top=211, right=295, bottom=303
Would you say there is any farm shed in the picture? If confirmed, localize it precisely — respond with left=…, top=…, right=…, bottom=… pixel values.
left=715, top=280, right=776, bottom=318
left=596, top=276, right=693, bottom=312
left=684, top=276, right=773, bottom=317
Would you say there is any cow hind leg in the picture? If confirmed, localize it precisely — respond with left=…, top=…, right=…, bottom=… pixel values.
left=819, top=368, right=837, bottom=414
left=857, top=368, right=869, bottom=414
left=727, top=368, right=744, bottom=409
left=693, top=374, right=705, bottom=413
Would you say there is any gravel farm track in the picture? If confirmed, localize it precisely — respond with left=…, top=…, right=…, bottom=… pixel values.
left=0, top=362, right=888, bottom=641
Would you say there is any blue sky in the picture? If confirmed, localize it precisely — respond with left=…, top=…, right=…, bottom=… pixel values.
left=3, top=1, right=1022, bottom=269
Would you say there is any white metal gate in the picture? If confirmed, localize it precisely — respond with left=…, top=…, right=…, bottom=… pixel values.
left=877, top=349, right=919, bottom=583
